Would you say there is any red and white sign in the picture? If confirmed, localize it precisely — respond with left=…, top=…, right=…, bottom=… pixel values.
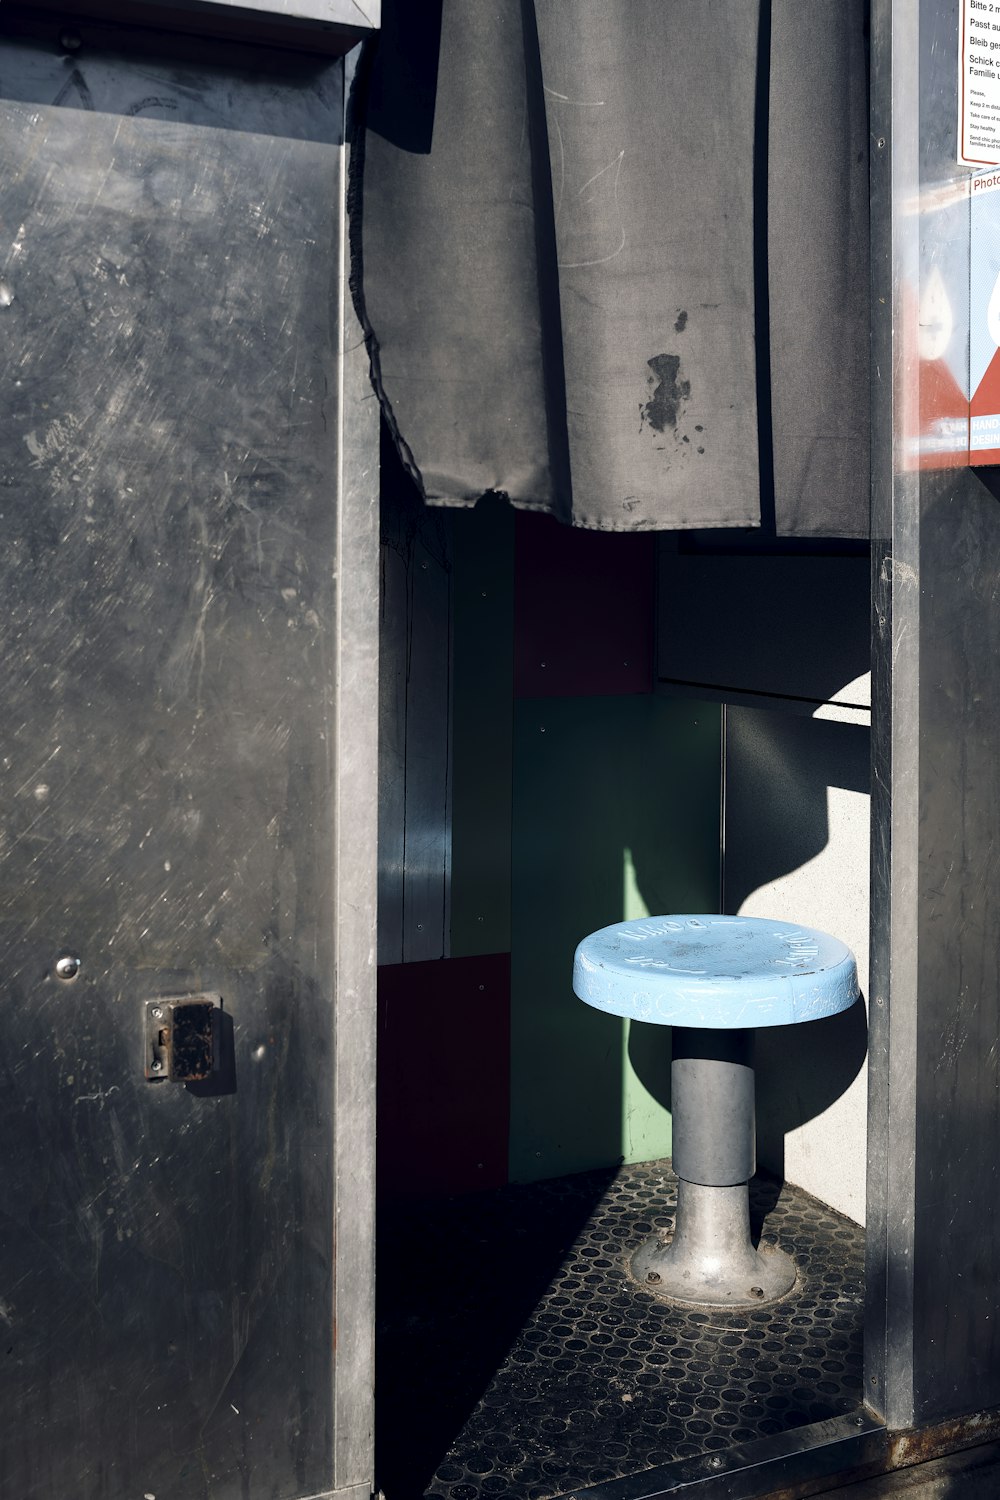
left=970, top=170, right=1000, bottom=459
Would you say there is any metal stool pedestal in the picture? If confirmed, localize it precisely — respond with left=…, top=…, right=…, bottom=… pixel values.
left=629, top=1026, right=795, bottom=1306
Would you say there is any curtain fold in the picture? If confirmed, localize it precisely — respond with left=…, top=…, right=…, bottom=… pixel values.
left=353, top=0, right=869, bottom=537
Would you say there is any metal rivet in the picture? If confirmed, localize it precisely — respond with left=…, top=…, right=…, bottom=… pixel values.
left=151, top=1060, right=163, bottom=1073
left=876, top=136, right=886, bottom=150
left=150, top=1006, right=163, bottom=1020
left=646, top=1271, right=661, bottom=1284
left=750, top=1286, right=764, bottom=1298
left=55, top=955, right=80, bottom=981
left=709, top=1456, right=724, bottom=1470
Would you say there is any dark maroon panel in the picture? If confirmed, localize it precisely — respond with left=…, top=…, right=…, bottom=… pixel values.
left=514, top=511, right=654, bottom=698
left=377, top=953, right=511, bottom=1199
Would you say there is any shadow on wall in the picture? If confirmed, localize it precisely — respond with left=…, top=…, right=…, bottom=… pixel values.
left=627, top=701, right=870, bottom=1196
left=508, top=693, right=722, bottom=1182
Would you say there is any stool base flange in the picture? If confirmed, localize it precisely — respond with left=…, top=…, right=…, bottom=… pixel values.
left=628, top=1181, right=796, bottom=1308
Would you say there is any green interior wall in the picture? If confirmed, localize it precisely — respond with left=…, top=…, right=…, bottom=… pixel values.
left=446, top=500, right=723, bottom=1184
left=508, top=695, right=722, bottom=1182
left=450, top=498, right=515, bottom=959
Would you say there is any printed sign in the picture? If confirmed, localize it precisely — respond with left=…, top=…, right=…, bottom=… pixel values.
left=906, top=179, right=971, bottom=469
left=960, top=0, right=1000, bottom=165
left=970, top=170, right=1000, bottom=458
left=909, top=166, right=1000, bottom=469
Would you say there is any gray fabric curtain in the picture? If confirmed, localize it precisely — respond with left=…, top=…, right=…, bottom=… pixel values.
left=352, top=1, right=869, bottom=536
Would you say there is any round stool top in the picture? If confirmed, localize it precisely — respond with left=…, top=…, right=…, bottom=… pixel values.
left=573, top=915, right=859, bottom=1028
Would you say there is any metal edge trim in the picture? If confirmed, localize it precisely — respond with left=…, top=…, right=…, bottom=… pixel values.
left=332, top=43, right=379, bottom=1497
left=555, top=1414, right=888, bottom=1500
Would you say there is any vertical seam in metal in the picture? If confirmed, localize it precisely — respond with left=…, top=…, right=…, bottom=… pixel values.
left=719, top=702, right=728, bottom=913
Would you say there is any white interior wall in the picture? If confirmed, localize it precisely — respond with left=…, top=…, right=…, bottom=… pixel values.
left=724, top=704, right=870, bottom=1225
left=657, top=542, right=872, bottom=1225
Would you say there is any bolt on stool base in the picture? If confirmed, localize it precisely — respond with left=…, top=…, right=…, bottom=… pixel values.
left=629, top=1180, right=796, bottom=1308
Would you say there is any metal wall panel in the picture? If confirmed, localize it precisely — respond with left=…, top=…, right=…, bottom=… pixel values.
left=657, top=545, right=871, bottom=711
left=911, top=471, right=1000, bottom=1423
left=869, top=0, right=1000, bottom=1430
left=28, top=0, right=378, bottom=56
left=377, top=444, right=452, bottom=966
left=0, top=18, right=375, bottom=1499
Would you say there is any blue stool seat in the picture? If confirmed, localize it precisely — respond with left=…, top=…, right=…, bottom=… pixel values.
left=572, top=913, right=860, bottom=1307
left=573, top=914, right=859, bottom=1029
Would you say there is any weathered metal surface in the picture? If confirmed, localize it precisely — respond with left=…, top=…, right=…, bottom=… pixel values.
left=887, top=1408, right=1000, bottom=1469
left=866, top=0, right=916, bottom=1430
left=558, top=1414, right=888, bottom=1499
left=868, top=0, right=1000, bottom=1432
left=27, top=0, right=378, bottom=56
left=330, top=43, right=380, bottom=1495
left=0, top=6, right=345, bottom=135
left=630, top=1177, right=797, bottom=1310
left=143, top=995, right=220, bottom=1082
left=0, top=18, right=370, bottom=1500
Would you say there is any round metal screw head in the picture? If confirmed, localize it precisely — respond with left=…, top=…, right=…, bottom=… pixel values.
left=750, top=1286, right=764, bottom=1298
left=151, top=1060, right=163, bottom=1073
left=55, top=955, right=80, bottom=981
left=150, top=1006, right=163, bottom=1020
left=646, top=1271, right=661, bottom=1284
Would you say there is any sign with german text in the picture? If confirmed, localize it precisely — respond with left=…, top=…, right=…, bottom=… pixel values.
left=960, top=0, right=1000, bottom=166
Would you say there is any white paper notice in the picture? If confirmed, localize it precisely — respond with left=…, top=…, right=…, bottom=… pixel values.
left=961, top=0, right=1000, bottom=165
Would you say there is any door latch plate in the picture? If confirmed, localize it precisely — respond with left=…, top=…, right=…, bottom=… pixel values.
left=144, top=994, right=220, bottom=1081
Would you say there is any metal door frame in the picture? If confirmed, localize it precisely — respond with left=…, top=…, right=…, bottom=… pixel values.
left=0, top=8, right=379, bottom=1495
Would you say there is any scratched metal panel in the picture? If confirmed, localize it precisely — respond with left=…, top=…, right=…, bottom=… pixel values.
left=910, top=467, right=1000, bottom=1424
left=182, top=0, right=380, bottom=23
left=28, top=1, right=378, bottom=56
left=0, top=23, right=353, bottom=1500
left=869, top=0, right=1000, bottom=1433
left=0, top=8, right=344, bottom=135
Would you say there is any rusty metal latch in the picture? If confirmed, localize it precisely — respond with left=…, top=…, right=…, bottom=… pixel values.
left=144, top=995, right=221, bottom=1082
